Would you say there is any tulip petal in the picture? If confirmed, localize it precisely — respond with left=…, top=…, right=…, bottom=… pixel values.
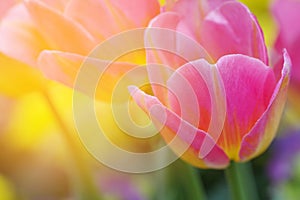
left=0, top=0, right=15, bottom=19
left=64, top=0, right=159, bottom=42
left=166, top=59, right=226, bottom=136
left=110, top=0, right=160, bottom=27
left=167, top=59, right=228, bottom=159
left=38, top=50, right=81, bottom=87
left=164, top=0, right=233, bottom=41
left=162, top=0, right=203, bottom=41
left=129, top=86, right=229, bottom=169
left=38, top=50, right=142, bottom=101
left=0, top=4, right=48, bottom=67
left=39, top=0, right=69, bottom=12
left=145, top=12, right=211, bottom=103
left=64, top=0, right=129, bottom=41
left=201, top=1, right=268, bottom=63
left=216, top=54, right=276, bottom=160
left=25, top=0, right=96, bottom=55
left=165, top=0, right=233, bottom=12
left=239, top=51, right=291, bottom=161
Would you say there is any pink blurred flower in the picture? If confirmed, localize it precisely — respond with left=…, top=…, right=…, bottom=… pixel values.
left=130, top=0, right=291, bottom=169
left=0, top=0, right=16, bottom=19
left=272, top=0, right=300, bottom=90
left=271, top=0, right=300, bottom=119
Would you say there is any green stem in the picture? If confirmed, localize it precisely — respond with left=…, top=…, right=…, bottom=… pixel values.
left=167, top=160, right=207, bottom=200
left=42, top=90, right=102, bottom=200
left=184, top=163, right=207, bottom=200
left=225, top=162, right=259, bottom=200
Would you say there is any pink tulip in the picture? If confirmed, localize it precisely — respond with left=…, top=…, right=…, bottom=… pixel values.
left=0, top=0, right=160, bottom=100
left=272, top=0, right=300, bottom=90
left=130, top=0, right=291, bottom=169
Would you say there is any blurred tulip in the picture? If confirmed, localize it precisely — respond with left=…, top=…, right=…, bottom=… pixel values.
left=272, top=0, right=300, bottom=122
left=130, top=0, right=291, bottom=169
left=0, top=0, right=44, bottom=97
left=272, top=0, right=300, bottom=90
left=0, top=0, right=160, bottom=101
left=0, top=0, right=162, bottom=162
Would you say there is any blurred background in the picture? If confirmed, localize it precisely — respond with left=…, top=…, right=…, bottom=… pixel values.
left=1, top=0, right=300, bottom=199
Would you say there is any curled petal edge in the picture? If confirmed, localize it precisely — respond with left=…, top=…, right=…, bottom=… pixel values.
left=129, top=86, right=229, bottom=169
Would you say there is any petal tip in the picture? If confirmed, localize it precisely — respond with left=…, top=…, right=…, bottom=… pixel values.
left=128, top=85, right=139, bottom=95
left=282, top=49, right=291, bottom=76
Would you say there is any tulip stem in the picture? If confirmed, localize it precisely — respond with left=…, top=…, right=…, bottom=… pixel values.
left=42, top=90, right=102, bottom=200
left=184, top=163, right=207, bottom=200
left=225, top=162, right=259, bottom=200
left=167, top=160, right=207, bottom=200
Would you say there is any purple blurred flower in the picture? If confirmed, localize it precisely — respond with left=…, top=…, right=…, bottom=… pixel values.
left=268, top=129, right=300, bottom=184
left=99, top=173, right=146, bottom=200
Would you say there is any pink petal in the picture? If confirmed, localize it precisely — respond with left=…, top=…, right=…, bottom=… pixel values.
left=64, top=0, right=130, bottom=41
left=39, top=0, right=69, bottom=12
left=163, top=0, right=203, bottom=41
left=201, top=1, right=268, bottom=63
left=110, top=0, right=160, bottom=27
left=165, top=0, right=233, bottom=12
left=167, top=59, right=227, bottom=158
left=0, top=0, right=15, bottom=19
left=129, top=86, right=229, bottom=169
left=145, top=12, right=211, bottom=103
left=25, top=0, right=96, bottom=55
left=216, top=54, right=277, bottom=160
left=239, top=51, right=291, bottom=161
left=64, top=0, right=159, bottom=42
left=0, top=4, right=48, bottom=67
left=38, top=50, right=81, bottom=87
left=164, top=0, right=234, bottom=41
left=166, top=59, right=226, bottom=138
left=38, top=50, right=141, bottom=101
